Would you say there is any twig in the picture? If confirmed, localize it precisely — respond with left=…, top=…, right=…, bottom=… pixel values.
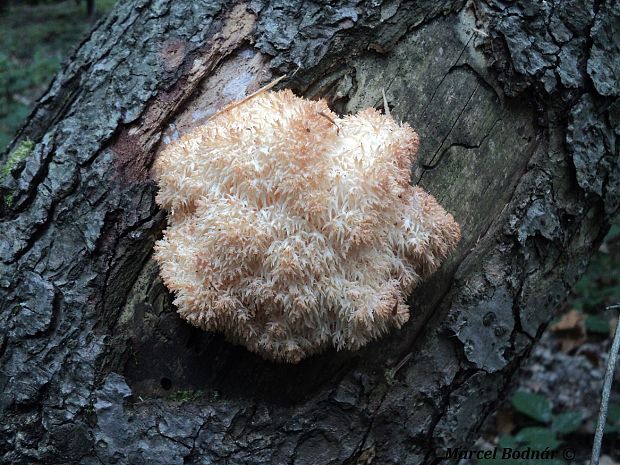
left=316, top=111, right=343, bottom=135
left=471, top=27, right=489, bottom=37
left=382, top=88, right=391, bottom=118
left=393, top=352, right=413, bottom=374
left=384, top=352, right=413, bottom=385
left=207, top=74, right=287, bottom=121
left=590, top=304, right=620, bottom=465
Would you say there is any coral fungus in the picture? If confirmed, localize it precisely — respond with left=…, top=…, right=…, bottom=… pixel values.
left=154, top=89, right=460, bottom=363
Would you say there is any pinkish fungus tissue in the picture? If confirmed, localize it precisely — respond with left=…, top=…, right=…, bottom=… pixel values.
left=153, top=89, right=461, bottom=363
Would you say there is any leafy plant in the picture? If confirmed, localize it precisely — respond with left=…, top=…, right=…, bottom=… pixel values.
left=511, top=390, right=552, bottom=423
left=584, top=315, right=611, bottom=335
left=166, top=390, right=204, bottom=402
left=605, top=403, right=620, bottom=434
left=477, top=390, right=582, bottom=465
left=571, top=221, right=620, bottom=314
left=551, top=411, right=584, bottom=435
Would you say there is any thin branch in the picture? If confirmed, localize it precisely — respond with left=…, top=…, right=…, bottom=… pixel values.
left=590, top=304, right=620, bottom=465
left=316, top=111, right=343, bottom=135
left=382, top=88, right=391, bottom=118
left=207, top=74, right=287, bottom=121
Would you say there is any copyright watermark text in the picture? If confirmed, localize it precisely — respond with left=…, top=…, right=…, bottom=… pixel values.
left=438, top=446, right=575, bottom=461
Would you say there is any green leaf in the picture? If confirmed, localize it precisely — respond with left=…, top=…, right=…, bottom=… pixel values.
left=607, top=403, right=620, bottom=423
left=585, top=315, right=610, bottom=334
left=498, top=434, right=518, bottom=450
left=511, top=390, right=552, bottom=423
left=477, top=459, right=516, bottom=465
left=551, top=411, right=582, bottom=434
left=513, top=427, right=561, bottom=450
left=477, top=455, right=524, bottom=465
left=605, top=403, right=620, bottom=433
left=604, top=423, right=620, bottom=434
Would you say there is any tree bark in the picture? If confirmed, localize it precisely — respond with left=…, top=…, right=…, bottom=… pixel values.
left=0, top=1, right=618, bottom=464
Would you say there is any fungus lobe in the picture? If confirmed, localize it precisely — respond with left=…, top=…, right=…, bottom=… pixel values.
left=154, top=89, right=460, bottom=363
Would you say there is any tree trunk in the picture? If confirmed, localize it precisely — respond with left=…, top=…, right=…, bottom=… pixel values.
left=0, top=1, right=618, bottom=464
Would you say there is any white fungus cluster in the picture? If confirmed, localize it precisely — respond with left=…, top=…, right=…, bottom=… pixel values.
left=154, top=90, right=460, bottom=363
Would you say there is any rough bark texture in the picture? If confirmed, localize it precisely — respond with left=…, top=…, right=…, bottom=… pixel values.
left=0, top=0, right=618, bottom=464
